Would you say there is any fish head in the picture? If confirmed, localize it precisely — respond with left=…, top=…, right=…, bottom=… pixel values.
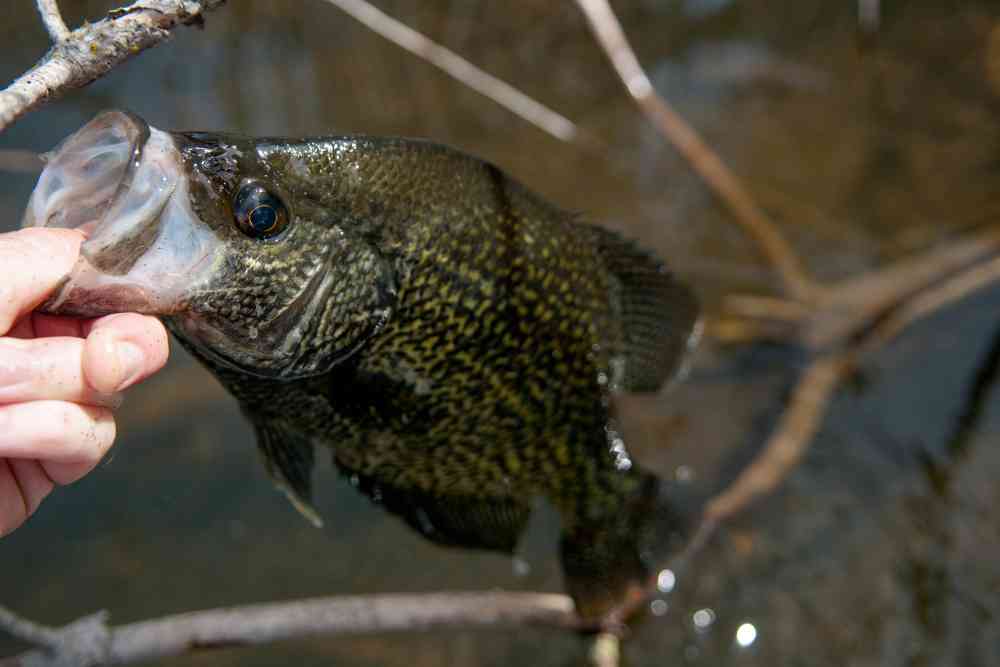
left=22, top=111, right=388, bottom=379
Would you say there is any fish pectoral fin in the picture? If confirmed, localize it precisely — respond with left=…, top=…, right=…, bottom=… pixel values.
left=254, top=420, right=323, bottom=528
left=593, top=226, right=700, bottom=393
left=342, top=468, right=531, bottom=553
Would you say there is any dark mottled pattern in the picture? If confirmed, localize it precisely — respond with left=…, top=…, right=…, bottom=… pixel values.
left=161, top=133, right=698, bottom=616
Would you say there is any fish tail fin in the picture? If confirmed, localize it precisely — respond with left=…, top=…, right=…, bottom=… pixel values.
left=593, top=226, right=700, bottom=393
left=558, top=471, right=693, bottom=619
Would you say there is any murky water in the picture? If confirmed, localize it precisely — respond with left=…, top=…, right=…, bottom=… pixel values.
left=2, top=1, right=1000, bottom=664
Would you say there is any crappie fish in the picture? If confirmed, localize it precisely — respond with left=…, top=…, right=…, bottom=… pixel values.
left=23, top=111, right=700, bottom=617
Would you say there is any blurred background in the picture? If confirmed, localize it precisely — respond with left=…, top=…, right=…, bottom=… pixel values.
left=2, top=0, right=1000, bottom=664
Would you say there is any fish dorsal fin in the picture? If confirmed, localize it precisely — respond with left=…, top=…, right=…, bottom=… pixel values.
left=342, top=469, right=531, bottom=553
left=254, top=420, right=323, bottom=527
left=593, top=226, right=700, bottom=393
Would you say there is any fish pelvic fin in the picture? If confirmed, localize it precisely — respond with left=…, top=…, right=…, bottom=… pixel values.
left=593, top=226, right=700, bottom=393
left=254, top=419, right=323, bottom=527
left=341, top=467, right=532, bottom=553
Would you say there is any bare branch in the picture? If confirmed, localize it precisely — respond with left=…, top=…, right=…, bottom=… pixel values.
left=2, top=592, right=578, bottom=666
left=801, top=228, right=1000, bottom=350
left=318, top=0, right=579, bottom=143
left=35, top=0, right=71, bottom=42
left=704, top=353, right=851, bottom=521
left=0, top=605, right=61, bottom=649
left=865, top=253, right=1000, bottom=352
left=858, top=0, right=881, bottom=33
left=0, top=150, right=43, bottom=174
left=587, top=633, right=621, bottom=667
left=0, top=0, right=226, bottom=135
left=574, top=0, right=817, bottom=303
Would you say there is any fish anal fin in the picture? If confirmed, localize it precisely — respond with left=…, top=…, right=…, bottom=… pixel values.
left=254, top=420, right=323, bottom=527
left=344, top=469, right=531, bottom=553
left=594, top=226, right=700, bottom=393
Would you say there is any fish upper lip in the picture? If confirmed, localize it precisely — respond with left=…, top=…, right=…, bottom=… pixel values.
left=27, top=112, right=223, bottom=319
left=102, top=110, right=152, bottom=223
left=23, top=110, right=153, bottom=237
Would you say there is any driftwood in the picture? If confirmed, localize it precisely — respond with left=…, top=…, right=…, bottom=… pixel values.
left=2, top=0, right=998, bottom=664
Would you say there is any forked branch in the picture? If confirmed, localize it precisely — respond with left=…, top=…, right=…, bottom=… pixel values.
left=35, top=0, right=70, bottom=42
left=0, top=0, right=226, bottom=134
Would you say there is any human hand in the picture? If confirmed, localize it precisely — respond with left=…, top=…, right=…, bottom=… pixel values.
left=0, top=228, right=169, bottom=536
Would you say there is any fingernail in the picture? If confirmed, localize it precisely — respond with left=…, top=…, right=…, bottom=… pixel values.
left=115, top=342, right=146, bottom=391
left=92, top=411, right=118, bottom=458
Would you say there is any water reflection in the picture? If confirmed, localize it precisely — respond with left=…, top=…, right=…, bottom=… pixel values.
left=692, top=608, right=716, bottom=631
left=657, top=567, right=677, bottom=593
left=650, top=599, right=669, bottom=616
left=735, top=622, right=757, bottom=648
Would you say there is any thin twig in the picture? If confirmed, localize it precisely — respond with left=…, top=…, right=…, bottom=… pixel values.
left=317, top=0, right=579, bottom=143
left=801, top=228, right=1000, bottom=350
left=0, top=0, right=226, bottom=134
left=573, top=0, right=817, bottom=303
left=1, top=592, right=579, bottom=666
left=723, top=295, right=811, bottom=323
left=865, top=253, right=1000, bottom=352
left=0, top=150, right=43, bottom=174
left=704, top=353, right=851, bottom=521
left=587, top=632, right=621, bottom=667
left=713, top=228, right=1000, bottom=350
left=0, top=605, right=61, bottom=649
left=586, top=514, right=719, bottom=637
left=35, top=0, right=71, bottom=42
left=858, top=0, right=881, bottom=34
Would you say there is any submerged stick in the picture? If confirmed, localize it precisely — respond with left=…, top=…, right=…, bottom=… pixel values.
left=705, top=353, right=851, bottom=521
left=573, top=0, right=817, bottom=303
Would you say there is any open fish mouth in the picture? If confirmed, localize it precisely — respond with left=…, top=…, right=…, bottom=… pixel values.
left=21, top=111, right=219, bottom=317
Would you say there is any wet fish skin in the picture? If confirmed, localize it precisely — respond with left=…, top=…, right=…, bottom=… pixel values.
left=179, top=134, right=697, bottom=615
left=170, top=131, right=695, bottom=502
left=28, top=115, right=700, bottom=617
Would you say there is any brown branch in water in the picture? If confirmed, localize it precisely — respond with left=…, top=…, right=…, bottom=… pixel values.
left=0, top=0, right=226, bottom=134
left=863, top=253, right=1000, bottom=353
left=573, top=0, right=818, bottom=303
left=704, top=353, right=852, bottom=521
left=800, top=228, right=1000, bottom=350
left=35, top=0, right=71, bottom=42
left=713, top=228, right=1000, bottom=351
left=1, top=593, right=580, bottom=667
left=317, top=0, right=579, bottom=143
left=592, top=356, right=851, bottom=626
left=858, top=0, right=881, bottom=33
left=0, top=150, right=43, bottom=174
left=587, top=633, right=622, bottom=667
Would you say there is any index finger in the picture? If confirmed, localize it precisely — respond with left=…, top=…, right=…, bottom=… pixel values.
left=0, top=228, right=83, bottom=335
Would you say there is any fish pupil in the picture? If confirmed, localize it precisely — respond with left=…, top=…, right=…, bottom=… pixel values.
left=249, top=205, right=277, bottom=233
left=233, top=180, right=288, bottom=239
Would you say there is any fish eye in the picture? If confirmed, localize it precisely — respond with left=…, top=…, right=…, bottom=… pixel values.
left=233, top=181, right=289, bottom=240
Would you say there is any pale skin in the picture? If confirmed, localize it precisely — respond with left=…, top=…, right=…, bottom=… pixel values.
left=0, top=228, right=169, bottom=537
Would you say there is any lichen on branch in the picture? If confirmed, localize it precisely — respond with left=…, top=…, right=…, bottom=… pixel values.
left=0, top=0, right=226, bottom=134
